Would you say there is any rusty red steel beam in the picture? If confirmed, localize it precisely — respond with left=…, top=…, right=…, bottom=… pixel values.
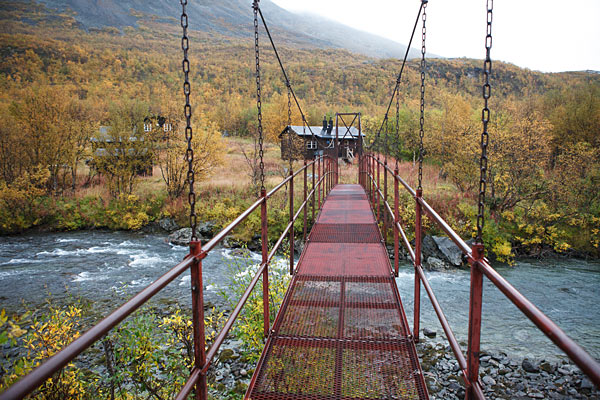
left=367, top=171, right=416, bottom=262
left=1, top=157, right=332, bottom=400
left=175, top=367, right=202, bottom=400
left=203, top=158, right=324, bottom=255
left=418, top=197, right=472, bottom=256
left=367, top=153, right=600, bottom=389
left=415, top=265, right=468, bottom=371
left=189, top=174, right=327, bottom=382
left=0, top=255, right=195, bottom=400
left=380, top=157, right=416, bottom=197
left=201, top=261, right=267, bottom=375
left=477, top=259, right=600, bottom=387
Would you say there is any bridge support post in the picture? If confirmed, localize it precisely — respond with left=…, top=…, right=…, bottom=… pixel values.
left=312, top=158, right=315, bottom=222
left=318, top=157, right=322, bottom=210
left=383, top=160, right=388, bottom=245
left=261, top=189, right=270, bottom=338
left=466, top=244, right=485, bottom=399
left=376, top=155, right=381, bottom=222
left=190, top=241, right=207, bottom=400
left=289, top=169, right=294, bottom=275
left=303, top=159, right=307, bottom=242
left=394, top=167, right=399, bottom=277
left=414, top=189, right=423, bottom=342
left=371, top=156, right=376, bottom=209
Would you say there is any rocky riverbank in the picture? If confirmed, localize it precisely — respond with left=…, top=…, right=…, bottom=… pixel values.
left=205, top=332, right=600, bottom=399
left=418, top=334, right=599, bottom=399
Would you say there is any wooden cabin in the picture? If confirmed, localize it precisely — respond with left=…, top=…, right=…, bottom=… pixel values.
left=279, top=116, right=364, bottom=161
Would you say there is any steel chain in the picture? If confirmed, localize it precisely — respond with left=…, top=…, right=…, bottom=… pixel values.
left=287, top=85, right=293, bottom=167
left=384, top=115, right=389, bottom=163
left=253, top=1, right=265, bottom=191
left=477, top=0, right=493, bottom=243
left=418, top=1, right=427, bottom=191
left=180, top=0, right=197, bottom=241
left=395, top=82, right=400, bottom=167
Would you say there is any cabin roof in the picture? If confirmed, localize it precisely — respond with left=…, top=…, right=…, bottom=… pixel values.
left=279, top=125, right=364, bottom=140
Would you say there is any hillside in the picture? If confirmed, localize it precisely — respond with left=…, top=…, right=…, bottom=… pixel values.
left=32, top=0, right=421, bottom=59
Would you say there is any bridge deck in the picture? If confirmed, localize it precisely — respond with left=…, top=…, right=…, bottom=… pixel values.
left=246, top=184, right=429, bottom=400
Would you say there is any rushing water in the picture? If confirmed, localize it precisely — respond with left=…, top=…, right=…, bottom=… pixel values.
left=1, top=231, right=599, bottom=361
left=396, top=258, right=600, bottom=361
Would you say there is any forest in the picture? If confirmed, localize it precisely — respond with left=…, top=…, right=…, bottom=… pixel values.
left=0, top=1, right=599, bottom=260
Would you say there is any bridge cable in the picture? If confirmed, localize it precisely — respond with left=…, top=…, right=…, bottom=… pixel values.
left=384, top=116, right=389, bottom=165
left=417, top=0, right=427, bottom=191
left=371, top=0, right=426, bottom=151
left=253, top=0, right=265, bottom=191
left=256, top=6, right=316, bottom=139
left=180, top=0, right=197, bottom=241
left=287, top=85, right=293, bottom=170
left=395, top=71, right=400, bottom=168
left=476, top=0, right=494, bottom=244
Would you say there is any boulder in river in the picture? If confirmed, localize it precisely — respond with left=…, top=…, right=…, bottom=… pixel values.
left=420, top=235, right=465, bottom=269
left=169, top=228, right=193, bottom=246
left=168, top=222, right=216, bottom=246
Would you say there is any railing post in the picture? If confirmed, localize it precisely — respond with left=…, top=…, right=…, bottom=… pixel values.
left=336, top=153, right=340, bottom=185
left=318, top=157, right=322, bottom=210
left=326, top=157, right=329, bottom=194
left=289, top=169, right=294, bottom=275
left=261, top=189, right=270, bottom=338
left=371, top=156, right=376, bottom=208
left=383, top=159, right=388, bottom=245
left=414, top=189, right=423, bottom=342
left=394, top=168, right=400, bottom=277
left=376, top=155, right=381, bottom=222
left=466, top=244, right=485, bottom=399
left=312, top=158, right=315, bottom=221
left=190, top=241, right=207, bottom=400
left=303, top=159, right=308, bottom=242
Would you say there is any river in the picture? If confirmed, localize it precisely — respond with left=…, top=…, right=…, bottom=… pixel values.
left=1, top=230, right=599, bottom=362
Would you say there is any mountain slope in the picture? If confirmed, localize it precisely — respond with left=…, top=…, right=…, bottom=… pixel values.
left=35, top=0, right=420, bottom=59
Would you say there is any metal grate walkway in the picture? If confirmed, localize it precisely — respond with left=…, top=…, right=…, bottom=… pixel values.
left=246, top=184, right=429, bottom=400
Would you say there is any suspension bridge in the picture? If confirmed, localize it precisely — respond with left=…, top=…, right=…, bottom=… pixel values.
left=1, top=1, right=600, bottom=399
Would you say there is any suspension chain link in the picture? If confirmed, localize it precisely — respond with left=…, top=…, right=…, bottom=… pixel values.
left=395, top=81, right=400, bottom=167
left=287, top=85, right=293, bottom=168
left=253, top=1, right=265, bottom=192
left=384, top=116, right=389, bottom=163
left=418, top=0, right=427, bottom=191
left=477, top=0, right=493, bottom=243
left=180, top=0, right=197, bottom=241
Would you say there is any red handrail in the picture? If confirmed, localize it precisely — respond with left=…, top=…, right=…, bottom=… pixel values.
left=360, top=153, right=600, bottom=398
left=0, top=156, right=335, bottom=400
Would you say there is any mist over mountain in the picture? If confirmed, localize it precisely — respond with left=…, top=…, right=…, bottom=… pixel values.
left=34, top=0, right=420, bottom=59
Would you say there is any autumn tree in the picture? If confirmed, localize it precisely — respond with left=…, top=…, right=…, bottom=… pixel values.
left=488, top=97, right=553, bottom=213
left=92, top=100, right=151, bottom=196
left=9, top=85, right=76, bottom=193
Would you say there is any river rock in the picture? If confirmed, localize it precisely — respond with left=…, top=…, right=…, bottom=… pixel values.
left=423, top=328, right=437, bottom=338
left=522, top=358, right=540, bottom=373
left=294, top=239, right=305, bottom=255
left=422, top=235, right=465, bottom=268
left=425, top=256, right=447, bottom=271
left=432, top=236, right=464, bottom=266
left=169, top=228, right=193, bottom=246
left=158, top=217, right=179, bottom=232
left=247, top=235, right=262, bottom=252
left=197, top=221, right=216, bottom=237
left=580, top=378, right=594, bottom=390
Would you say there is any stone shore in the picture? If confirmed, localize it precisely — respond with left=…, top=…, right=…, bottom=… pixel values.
left=208, top=334, right=600, bottom=399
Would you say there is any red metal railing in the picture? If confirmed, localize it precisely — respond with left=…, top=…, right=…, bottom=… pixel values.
left=0, top=155, right=335, bottom=400
left=359, top=152, right=600, bottom=399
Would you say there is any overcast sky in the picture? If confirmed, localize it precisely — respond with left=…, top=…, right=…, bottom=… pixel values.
left=271, top=0, right=600, bottom=73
